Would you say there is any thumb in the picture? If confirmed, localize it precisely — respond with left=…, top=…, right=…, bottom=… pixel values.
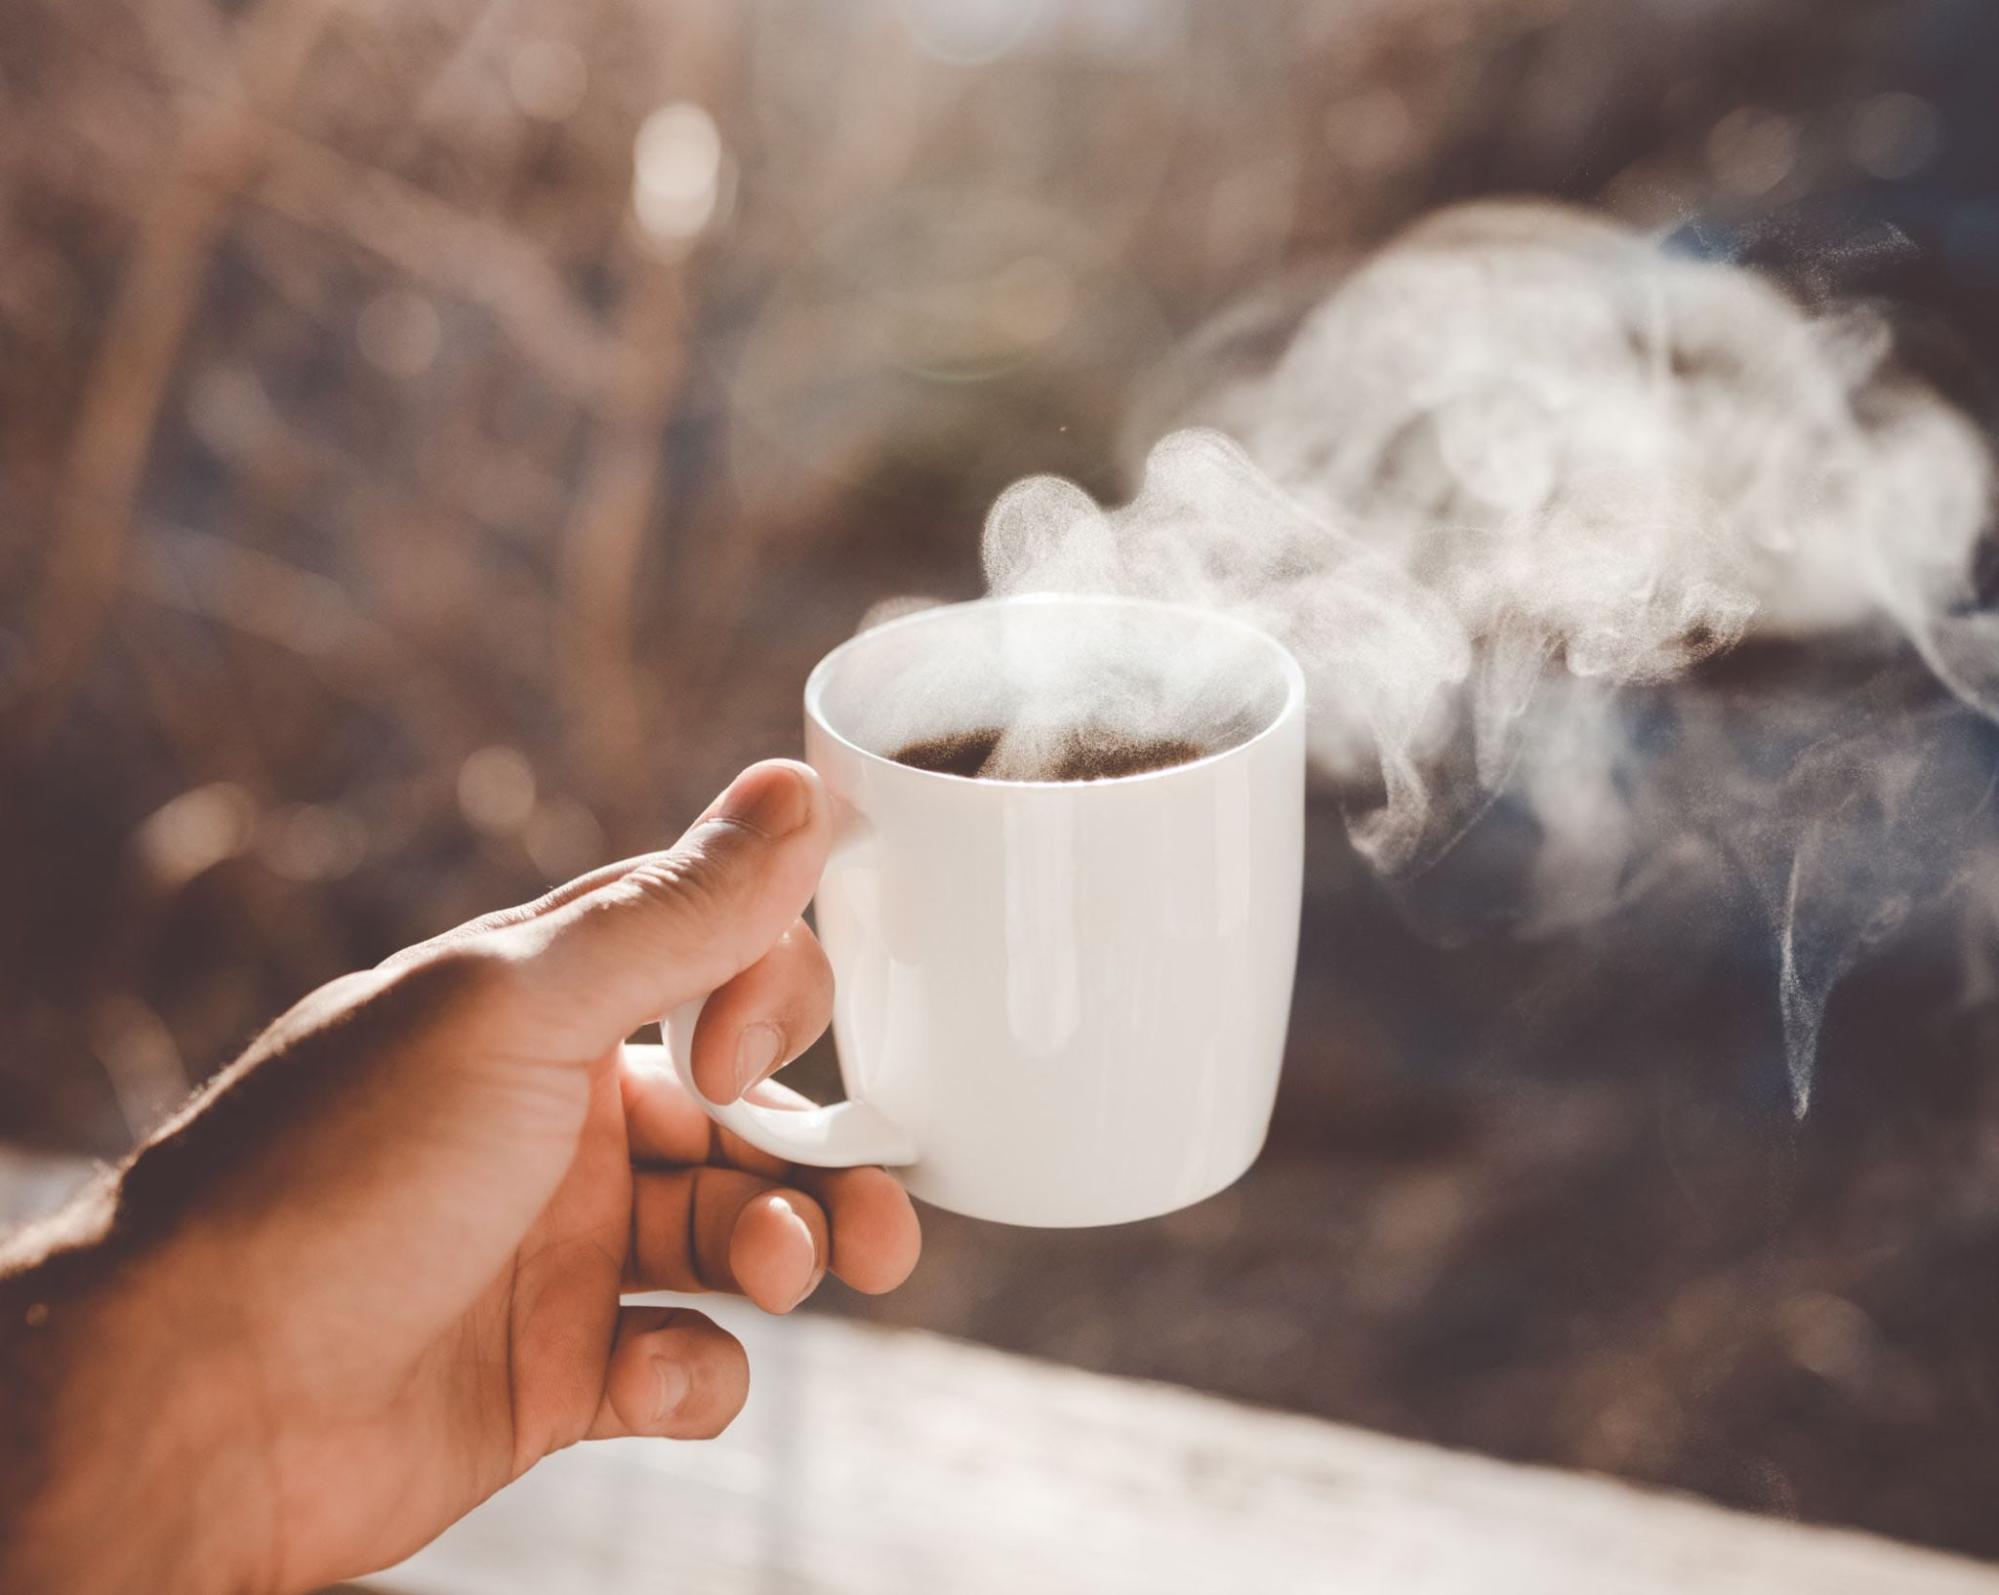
left=492, top=760, right=831, bottom=1058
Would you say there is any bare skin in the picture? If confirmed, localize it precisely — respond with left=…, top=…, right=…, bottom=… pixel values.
left=0, top=760, right=921, bottom=1594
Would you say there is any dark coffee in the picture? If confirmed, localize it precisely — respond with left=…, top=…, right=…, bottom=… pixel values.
left=890, top=727, right=1209, bottom=782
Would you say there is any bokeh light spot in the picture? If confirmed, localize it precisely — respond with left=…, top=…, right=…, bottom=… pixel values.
left=633, top=103, right=724, bottom=244
left=1705, top=107, right=1799, bottom=196
left=458, top=745, right=539, bottom=835
left=357, top=289, right=442, bottom=379
left=524, top=797, right=609, bottom=881
left=898, top=0, right=1044, bottom=65
left=1324, top=87, right=1416, bottom=173
left=260, top=803, right=369, bottom=882
left=1849, top=91, right=1942, bottom=181
left=133, top=783, right=256, bottom=890
left=508, top=40, right=588, bottom=123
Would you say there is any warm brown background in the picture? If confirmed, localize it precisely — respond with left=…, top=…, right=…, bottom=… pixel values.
left=6, top=0, right=1999, bottom=1559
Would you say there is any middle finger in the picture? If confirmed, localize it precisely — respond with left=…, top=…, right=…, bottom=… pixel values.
left=628, top=1164, right=830, bottom=1313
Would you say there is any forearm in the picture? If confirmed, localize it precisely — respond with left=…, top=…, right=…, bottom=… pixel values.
left=0, top=1178, right=271, bottom=1595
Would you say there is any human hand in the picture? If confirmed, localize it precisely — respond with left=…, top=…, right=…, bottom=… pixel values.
left=0, top=760, right=920, bottom=1594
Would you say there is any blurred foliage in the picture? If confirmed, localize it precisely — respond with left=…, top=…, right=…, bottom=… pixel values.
left=2, top=0, right=1955, bottom=1147
left=5, top=0, right=1999, bottom=1560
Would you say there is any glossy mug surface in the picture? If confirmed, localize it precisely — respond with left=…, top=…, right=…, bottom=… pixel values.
left=665, top=594, right=1306, bottom=1227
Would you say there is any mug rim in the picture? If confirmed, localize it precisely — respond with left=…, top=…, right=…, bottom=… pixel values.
left=803, top=592, right=1307, bottom=790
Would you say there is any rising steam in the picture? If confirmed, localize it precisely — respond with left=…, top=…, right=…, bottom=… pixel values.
left=968, top=201, right=1998, bottom=1113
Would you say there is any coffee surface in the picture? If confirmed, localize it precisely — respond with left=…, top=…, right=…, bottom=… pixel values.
left=890, top=727, right=1209, bottom=782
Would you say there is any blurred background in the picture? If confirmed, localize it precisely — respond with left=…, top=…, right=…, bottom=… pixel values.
left=6, top=0, right=1999, bottom=1562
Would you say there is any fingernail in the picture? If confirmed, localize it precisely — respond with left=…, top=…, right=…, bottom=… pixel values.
left=732, top=1022, right=784, bottom=1098
left=715, top=764, right=812, bottom=839
left=770, top=1196, right=822, bottom=1312
left=654, top=1357, right=691, bottom=1424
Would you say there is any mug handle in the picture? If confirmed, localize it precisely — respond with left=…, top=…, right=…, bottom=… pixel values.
left=660, top=995, right=916, bottom=1167
left=658, top=797, right=918, bottom=1169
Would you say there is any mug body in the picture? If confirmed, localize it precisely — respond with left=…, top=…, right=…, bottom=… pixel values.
left=804, top=594, right=1305, bottom=1227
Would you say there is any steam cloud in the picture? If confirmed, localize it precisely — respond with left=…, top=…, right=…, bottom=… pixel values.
left=959, top=201, right=1998, bottom=1113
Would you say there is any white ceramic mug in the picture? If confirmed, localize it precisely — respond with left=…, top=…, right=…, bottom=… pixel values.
left=664, top=593, right=1305, bottom=1227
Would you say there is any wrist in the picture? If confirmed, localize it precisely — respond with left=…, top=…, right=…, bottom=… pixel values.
left=1, top=1183, right=276, bottom=1594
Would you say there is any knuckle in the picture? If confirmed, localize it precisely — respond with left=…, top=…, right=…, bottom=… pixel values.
left=385, top=938, right=518, bottom=1024
left=622, top=833, right=753, bottom=933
